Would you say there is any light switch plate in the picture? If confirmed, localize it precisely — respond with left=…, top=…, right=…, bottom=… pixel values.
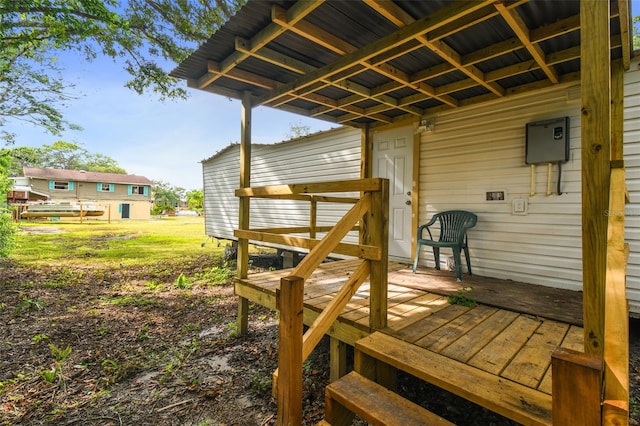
left=512, top=198, right=528, bottom=215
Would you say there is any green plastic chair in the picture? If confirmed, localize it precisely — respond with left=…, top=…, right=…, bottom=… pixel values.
left=412, top=210, right=477, bottom=281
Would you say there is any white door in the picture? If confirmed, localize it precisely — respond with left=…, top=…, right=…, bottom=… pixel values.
left=372, top=126, right=414, bottom=259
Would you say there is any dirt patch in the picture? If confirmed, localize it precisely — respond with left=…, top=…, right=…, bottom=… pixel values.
left=18, top=226, right=65, bottom=234
left=1, top=255, right=639, bottom=425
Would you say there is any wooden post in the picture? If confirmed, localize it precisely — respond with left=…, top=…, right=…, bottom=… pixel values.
left=580, top=0, right=611, bottom=357
left=329, top=337, right=346, bottom=383
left=237, top=91, right=252, bottom=335
left=611, top=60, right=624, bottom=163
left=369, top=179, right=389, bottom=330
left=309, top=198, right=317, bottom=240
left=552, top=347, right=603, bottom=425
left=277, top=276, right=304, bottom=426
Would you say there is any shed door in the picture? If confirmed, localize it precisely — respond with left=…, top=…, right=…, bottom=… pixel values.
left=373, top=126, right=413, bottom=259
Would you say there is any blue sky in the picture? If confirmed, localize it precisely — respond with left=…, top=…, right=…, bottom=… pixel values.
left=5, top=3, right=640, bottom=191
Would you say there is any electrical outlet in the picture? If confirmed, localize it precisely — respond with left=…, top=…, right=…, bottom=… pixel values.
left=512, top=198, right=528, bottom=215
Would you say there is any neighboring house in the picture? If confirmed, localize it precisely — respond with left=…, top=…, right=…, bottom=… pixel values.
left=14, top=167, right=153, bottom=220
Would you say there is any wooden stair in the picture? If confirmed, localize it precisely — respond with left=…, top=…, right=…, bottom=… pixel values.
left=353, top=332, right=553, bottom=426
left=322, top=371, right=454, bottom=426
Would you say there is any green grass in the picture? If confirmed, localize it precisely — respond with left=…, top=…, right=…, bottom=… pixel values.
left=11, top=217, right=220, bottom=267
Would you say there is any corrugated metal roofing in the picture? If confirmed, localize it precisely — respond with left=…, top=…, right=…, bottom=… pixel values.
left=171, top=0, right=633, bottom=128
left=23, top=167, right=153, bottom=185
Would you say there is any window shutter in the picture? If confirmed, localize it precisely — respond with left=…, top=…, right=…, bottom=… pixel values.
left=68, top=182, right=74, bottom=191
left=127, top=185, right=132, bottom=195
left=118, top=204, right=123, bottom=213
left=97, top=183, right=102, bottom=192
left=49, top=181, right=54, bottom=190
left=110, top=184, right=115, bottom=192
left=143, top=186, right=148, bottom=196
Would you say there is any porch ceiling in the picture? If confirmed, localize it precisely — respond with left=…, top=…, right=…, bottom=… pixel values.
left=171, top=0, right=633, bottom=128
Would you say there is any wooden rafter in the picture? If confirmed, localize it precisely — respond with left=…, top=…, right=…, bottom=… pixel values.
left=184, top=0, right=631, bottom=128
left=494, top=0, right=559, bottom=84
left=364, top=0, right=504, bottom=97
left=256, top=0, right=495, bottom=106
left=196, top=1, right=323, bottom=89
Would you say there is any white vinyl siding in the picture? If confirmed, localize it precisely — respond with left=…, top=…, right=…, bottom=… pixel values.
left=624, top=58, right=640, bottom=315
left=416, top=84, right=583, bottom=292
left=202, top=127, right=362, bottom=244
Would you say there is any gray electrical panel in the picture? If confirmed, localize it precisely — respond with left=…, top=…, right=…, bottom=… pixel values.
left=525, top=117, right=570, bottom=164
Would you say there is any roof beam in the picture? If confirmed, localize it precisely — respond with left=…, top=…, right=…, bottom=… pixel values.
left=494, top=0, right=559, bottom=84
left=196, top=0, right=322, bottom=89
left=270, top=4, right=456, bottom=111
left=257, top=0, right=495, bottom=106
left=616, top=0, right=631, bottom=69
left=363, top=0, right=504, bottom=97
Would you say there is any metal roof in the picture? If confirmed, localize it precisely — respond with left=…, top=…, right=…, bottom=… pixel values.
left=171, top=0, right=633, bottom=128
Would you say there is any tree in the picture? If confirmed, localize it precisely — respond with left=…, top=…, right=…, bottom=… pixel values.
left=0, top=149, right=17, bottom=257
left=634, top=15, right=640, bottom=50
left=151, top=180, right=181, bottom=214
left=6, top=141, right=126, bottom=175
left=1, top=0, right=244, bottom=144
left=284, top=120, right=312, bottom=140
left=186, top=189, right=204, bottom=211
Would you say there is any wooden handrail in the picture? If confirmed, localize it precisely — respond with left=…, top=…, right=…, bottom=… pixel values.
left=292, top=193, right=371, bottom=280
left=234, top=229, right=381, bottom=260
left=236, top=179, right=389, bottom=424
left=235, top=177, right=383, bottom=197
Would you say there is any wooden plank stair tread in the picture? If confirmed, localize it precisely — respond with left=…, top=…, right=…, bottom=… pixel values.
left=356, top=332, right=552, bottom=426
left=324, top=371, right=454, bottom=426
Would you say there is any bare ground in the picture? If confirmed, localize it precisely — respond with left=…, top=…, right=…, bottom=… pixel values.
left=1, top=253, right=639, bottom=425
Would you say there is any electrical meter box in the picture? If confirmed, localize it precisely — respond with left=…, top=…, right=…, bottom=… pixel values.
left=525, top=117, right=570, bottom=164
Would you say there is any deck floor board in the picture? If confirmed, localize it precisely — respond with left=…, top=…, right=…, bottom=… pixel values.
left=236, top=258, right=584, bottom=416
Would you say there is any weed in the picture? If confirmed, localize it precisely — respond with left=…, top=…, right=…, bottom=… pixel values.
left=39, top=344, right=72, bottom=389
left=447, top=286, right=477, bottom=307
left=175, top=273, right=191, bottom=289
left=161, top=340, right=200, bottom=382
left=137, top=325, right=152, bottom=341
left=145, top=280, right=164, bottom=291
left=106, top=295, right=157, bottom=307
left=195, top=263, right=235, bottom=285
left=32, top=334, right=50, bottom=343
left=15, top=296, right=43, bottom=314
left=0, top=302, right=6, bottom=310
left=249, top=371, right=272, bottom=396
left=226, top=321, right=241, bottom=338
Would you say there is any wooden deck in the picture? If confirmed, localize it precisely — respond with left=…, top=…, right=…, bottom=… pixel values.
left=235, top=258, right=585, bottom=423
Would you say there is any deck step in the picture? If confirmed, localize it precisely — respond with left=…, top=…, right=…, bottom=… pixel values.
left=355, top=332, right=552, bottom=426
left=323, top=371, right=454, bottom=426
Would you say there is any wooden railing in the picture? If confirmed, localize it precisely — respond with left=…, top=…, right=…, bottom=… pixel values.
left=234, top=178, right=389, bottom=425
left=552, top=165, right=629, bottom=425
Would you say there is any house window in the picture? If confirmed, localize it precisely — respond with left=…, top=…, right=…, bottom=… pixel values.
left=97, top=183, right=115, bottom=192
left=131, top=186, right=145, bottom=195
left=128, top=185, right=149, bottom=196
left=49, top=181, right=74, bottom=191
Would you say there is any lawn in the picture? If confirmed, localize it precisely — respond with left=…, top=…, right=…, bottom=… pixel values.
left=12, top=217, right=217, bottom=267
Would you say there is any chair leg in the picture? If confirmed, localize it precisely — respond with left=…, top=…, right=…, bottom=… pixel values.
left=453, top=247, right=463, bottom=281
left=433, top=247, right=441, bottom=270
left=412, top=242, right=422, bottom=273
left=464, top=245, right=472, bottom=276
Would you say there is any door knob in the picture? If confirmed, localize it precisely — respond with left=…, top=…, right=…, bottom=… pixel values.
left=405, top=200, right=411, bottom=205
left=406, top=191, right=411, bottom=196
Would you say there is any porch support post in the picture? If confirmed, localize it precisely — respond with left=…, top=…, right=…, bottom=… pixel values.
left=277, top=276, right=304, bottom=426
left=237, top=90, right=252, bottom=335
left=580, top=0, right=611, bottom=357
left=369, top=179, right=389, bottom=330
